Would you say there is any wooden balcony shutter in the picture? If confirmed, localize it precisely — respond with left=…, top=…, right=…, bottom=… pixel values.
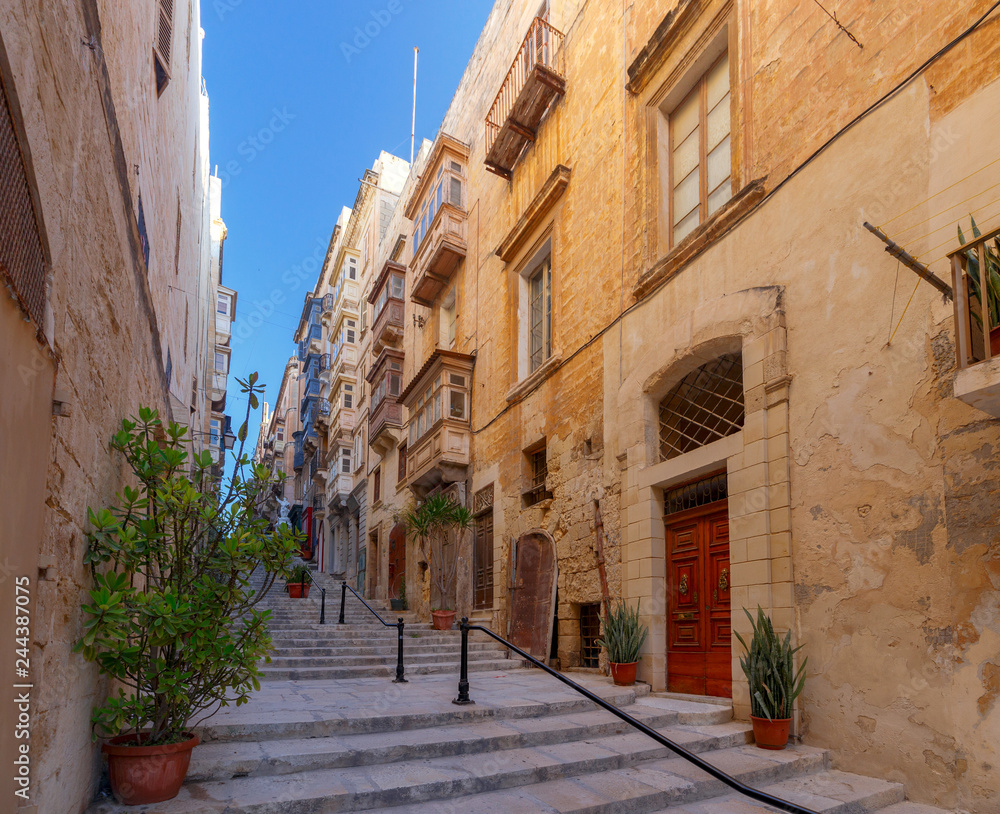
left=155, top=0, right=174, bottom=66
left=0, top=72, right=46, bottom=325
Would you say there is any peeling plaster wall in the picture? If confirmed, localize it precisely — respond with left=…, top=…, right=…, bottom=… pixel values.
left=0, top=1, right=213, bottom=811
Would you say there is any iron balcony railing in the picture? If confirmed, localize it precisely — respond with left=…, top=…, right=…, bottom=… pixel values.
left=452, top=618, right=820, bottom=814
left=951, top=223, right=1000, bottom=369
left=485, top=16, right=564, bottom=156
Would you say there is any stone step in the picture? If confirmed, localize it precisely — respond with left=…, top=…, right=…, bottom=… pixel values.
left=265, top=647, right=503, bottom=668
left=266, top=633, right=500, bottom=648
left=187, top=711, right=749, bottom=782
left=388, top=767, right=909, bottom=814
left=89, top=742, right=829, bottom=813
left=270, top=641, right=502, bottom=658
left=196, top=675, right=651, bottom=743
left=257, top=656, right=519, bottom=681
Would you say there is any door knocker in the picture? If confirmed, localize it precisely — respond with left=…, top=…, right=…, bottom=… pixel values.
left=718, top=568, right=729, bottom=593
left=679, top=574, right=689, bottom=595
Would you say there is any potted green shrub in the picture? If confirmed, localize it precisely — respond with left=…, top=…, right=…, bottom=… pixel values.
left=286, top=564, right=313, bottom=598
left=958, top=217, right=1000, bottom=356
left=403, top=494, right=472, bottom=629
left=734, top=606, right=807, bottom=750
left=74, top=373, right=302, bottom=805
left=390, top=578, right=407, bottom=612
left=597, top=599, right=649, bottom=686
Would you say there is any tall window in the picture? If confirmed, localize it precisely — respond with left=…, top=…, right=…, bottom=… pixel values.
left=397, top=443, right=407, bottom=481
left=669, top=51, right=731, bottom=246
left=523, top=443, right=549, bottom=507
left=373, top=467, right=381, bottom=502
left=153, top=0, right=174, bottom=95
left=529, top=256, right=552, bottom=372
left=340, top=447, right=352, bottom=474
left=217, top=293, right=229, bottom=316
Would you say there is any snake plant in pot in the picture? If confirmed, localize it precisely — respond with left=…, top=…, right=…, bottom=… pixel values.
left=74, top=373, right=303, bottom=804
left=596, top=599, right=649, bottom=685
left=734, top=606, right=807, bottom=750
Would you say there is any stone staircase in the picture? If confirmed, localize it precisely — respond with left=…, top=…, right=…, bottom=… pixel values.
left=87, top=569, right=955, bottom=813
left=254, top=566, right=516, bottom=680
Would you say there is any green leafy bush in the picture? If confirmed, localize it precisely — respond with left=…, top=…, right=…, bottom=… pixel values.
left=74, top=373, right=304, bottom=745
left=958, top=216, right=1000, bottom=333
left=734, top=606, right=807, bottom=721
left=596, top=599, right=648, bottom=664
left=287, top=564, right=313, bottom=586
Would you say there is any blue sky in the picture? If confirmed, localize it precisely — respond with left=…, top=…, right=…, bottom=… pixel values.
left=202, top=1, right=493, bottom=461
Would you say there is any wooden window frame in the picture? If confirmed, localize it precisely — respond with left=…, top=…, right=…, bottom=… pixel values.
left=666, top=50, right=731, bottom=250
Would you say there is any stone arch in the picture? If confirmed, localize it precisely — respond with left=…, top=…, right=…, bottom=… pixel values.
left=616, top=286, right=794, bottom=719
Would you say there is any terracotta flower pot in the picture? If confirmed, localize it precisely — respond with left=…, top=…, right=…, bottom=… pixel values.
left=287, top=582, right=310, bottom=598
left=609, top=661, right=638, bottom=686
left=103, top=732, right=199, bottom=805
left=431, top=610, right=456, bottom=630
left=750, top=715, right=792, bottom=750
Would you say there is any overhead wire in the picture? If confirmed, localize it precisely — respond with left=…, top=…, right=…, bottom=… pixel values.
left=879, top=154, right=1000, bottom=229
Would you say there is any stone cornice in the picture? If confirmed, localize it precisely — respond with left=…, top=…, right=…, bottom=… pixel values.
left=496, top=165, right=571, bottom=263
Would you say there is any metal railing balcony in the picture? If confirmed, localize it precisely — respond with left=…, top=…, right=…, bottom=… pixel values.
left=951, top=223, right=1000, bottom=370
left=484, top=16, right=565, bottom=178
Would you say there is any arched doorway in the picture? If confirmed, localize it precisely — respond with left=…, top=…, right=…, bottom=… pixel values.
left=509, top=530, right=557, bottom=660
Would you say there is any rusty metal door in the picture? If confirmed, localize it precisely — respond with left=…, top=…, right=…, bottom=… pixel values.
left=509, top=532, right=557, bottom=660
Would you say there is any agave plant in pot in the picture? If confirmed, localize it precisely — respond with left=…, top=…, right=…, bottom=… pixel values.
left=734, top=606, right=807, bottom=750
left=958, top=216, right=1000, bottom=357
left=597, top=599, right=649, bottom=686
left=403, top=494, right=472, bottom=629
left=74, top=373, right=303, bottom=805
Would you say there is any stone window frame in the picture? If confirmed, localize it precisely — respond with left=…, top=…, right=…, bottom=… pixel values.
left=630, top=1, right=758, bottom=293
left=514, top=231, right=557, bottom=384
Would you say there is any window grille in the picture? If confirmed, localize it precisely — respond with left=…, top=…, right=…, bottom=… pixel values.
left=523, top=446, right=549, bottom=506
left=658, top=353, right=744, bottom=460
left=663, top=472, right=728, bottom=516
left=580, top=603, right=601, bottom=668
left=0, top=75, right=46, bottom=326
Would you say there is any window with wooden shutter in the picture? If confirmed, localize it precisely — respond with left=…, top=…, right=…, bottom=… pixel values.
left=0, top=70, right=46, bottom=326
left=153, top=0, right=174, bottom=95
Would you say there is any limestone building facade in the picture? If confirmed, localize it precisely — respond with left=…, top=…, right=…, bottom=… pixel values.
left=277, top=1, right=999, bottom=810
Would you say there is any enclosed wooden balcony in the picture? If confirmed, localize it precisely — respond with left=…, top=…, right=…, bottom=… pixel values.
left=405, top=134, right=470, bottom=307
left=399, top=350, right=475, bottom=494
left=369, top=260, right=407, bottom=353
left=367, top=349, right=405, bottom=455
left=485, top=17, right=566, bottom=179
left=951, top=223, right=1000, bottom=417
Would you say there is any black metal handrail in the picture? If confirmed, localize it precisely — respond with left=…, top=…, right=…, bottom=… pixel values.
left=339, top=581, right=407, bottom=683
left=453, top=618, right=818, bottom=814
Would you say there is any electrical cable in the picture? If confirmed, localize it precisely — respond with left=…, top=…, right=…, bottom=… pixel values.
left=886, top=177, right=1000, bottom=238
left=880, top=154, right=1000, bottom=229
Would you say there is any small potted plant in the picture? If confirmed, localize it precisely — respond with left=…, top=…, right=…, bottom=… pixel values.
left=286, top=564, right=312, bottom=598
left=390, top=579, right=407, bottom=612
left=404, top=494, right=472, bottom=629
left=734, top=606, right=807, bottom=750
left=597, top=599, right=648, bottom=686
left=75, top=373, right=302, bottom=805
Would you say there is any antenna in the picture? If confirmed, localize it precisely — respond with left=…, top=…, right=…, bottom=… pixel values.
left=411, top=46, right=419, bottom=164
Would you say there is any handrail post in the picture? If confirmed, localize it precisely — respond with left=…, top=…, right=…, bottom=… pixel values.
left=338, top=580, right=346, bottom=625
left=393, top=618, right=408, bottom=683
left=320, top=588, right=326, bottom=625
left=452, top=617, right=474, bottom=705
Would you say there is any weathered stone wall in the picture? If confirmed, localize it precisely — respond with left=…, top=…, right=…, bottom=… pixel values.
left=0, top=1, right=213, bottom=811
left=404, top=0, right=999, bottom=809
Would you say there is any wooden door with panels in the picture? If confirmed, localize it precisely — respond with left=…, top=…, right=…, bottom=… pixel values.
left=665, top=498, right=732, bottom=697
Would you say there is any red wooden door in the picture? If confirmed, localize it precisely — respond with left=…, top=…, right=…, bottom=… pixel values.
left=388, top=523, right=406, bottom=599
left=666, top=500, right=732, bottom=697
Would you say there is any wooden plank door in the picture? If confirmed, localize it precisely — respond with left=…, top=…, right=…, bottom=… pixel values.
left=388, top=523, right=406, bottom=600
left=474, top=512, right=494, bottom=609
left=666, top=500, right=732, bottom=697
left=509, top=532, right=556, bottom=660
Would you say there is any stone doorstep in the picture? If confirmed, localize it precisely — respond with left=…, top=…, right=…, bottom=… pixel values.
left=187, top=708, right=747, bottom=782
left=87, top=742, right=831, bottom=814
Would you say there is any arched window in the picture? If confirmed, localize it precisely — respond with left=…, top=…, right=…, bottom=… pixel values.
left=659, top=353, right=745, bottom=460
